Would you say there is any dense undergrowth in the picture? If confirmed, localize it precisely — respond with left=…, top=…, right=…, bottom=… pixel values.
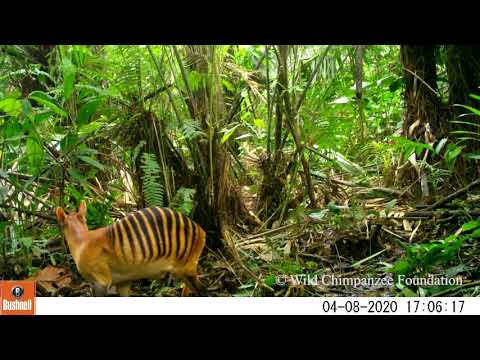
left=1, top=45, right=480, bottom=297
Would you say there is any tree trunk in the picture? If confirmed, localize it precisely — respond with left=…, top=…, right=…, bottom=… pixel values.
left=446, top=45, right=480, bottom=179
left=184, top=46, right=251, bottom=248
left=400, top=45, right=442, bottom=142
left=355, top=45, right=366, bottom=142
left=400, top=45, right=442, bottom=203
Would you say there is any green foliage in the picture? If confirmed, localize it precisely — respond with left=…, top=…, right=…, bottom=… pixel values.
left=141, top=152, right=164, bottom=207
left=61, top=56, right=76, bottom=101
left=180, top=118, right=205, bottom=141
left=86, top=199, right=113, bottom=229
left=390, top=220, right=480, bottom=294
left=391, top=235, right=465, bottom=278
left=443, top=143, right=464, bottom=171
left=393, top=136, right=434, bottom=159
left=171, top=187, right=196, bottom=215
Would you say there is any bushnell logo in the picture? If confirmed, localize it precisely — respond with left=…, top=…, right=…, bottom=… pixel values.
left=0, top=281, right=36, bottom=315
left=11, top=286, right=24, bottom=298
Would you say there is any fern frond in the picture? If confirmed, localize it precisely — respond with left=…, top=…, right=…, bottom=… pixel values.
left=180, top=118, right=205, bottom=141
left=141, top=152, right=164, bottom=207
left=171, top=187, right=196, bottom=215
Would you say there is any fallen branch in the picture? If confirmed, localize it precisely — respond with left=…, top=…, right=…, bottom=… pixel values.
left=432, top=280, right=480, bottom=297
left=243, top=223, right=299, bottom=241
left=0, top=171, right=53, bottom=182
left=0, top=203, right=56, bottom=221
left=404, top=210, right=480, bottom=219
left=311, top=172, right=404, bottom=196
left=421, top=179, right=480, bottom=211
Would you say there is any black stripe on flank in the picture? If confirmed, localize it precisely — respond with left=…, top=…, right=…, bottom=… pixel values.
left=121, top=217, right=136, bottom=261
left=143, top=208, right=161, bottom=260
left=114, top=221, right=125, bottom=260
left=178, top=213, right=189, bottom=260
left=136, top=210, right=154, bottom=261
left=108, top=225, right=115, bottom=249
left=164, top=208, right=174, bottom=258
left=107, top=225, right=112, bottom=241
left=127, top=213, right=146, bottom=262
left=184, top=220, right=196, bottom=264
left=174, top=210, right=182, bottom=259
left=181, top=217, right=193, bottom=263
left=152, top=207, right=168, bottom=257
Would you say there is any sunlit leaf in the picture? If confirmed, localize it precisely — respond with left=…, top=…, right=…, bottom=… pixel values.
left=26, top=135, right=44, bottom=171
left=77, top=99, right=101, bottom=125
left=62, top=57, right=77, bottom=101
left=29, top=91, right=67, bottom=117
left=78, top=155, right=105, bottom=171
left=0, top=98, right=22, bottom=117
left=221, top=123, right=242, bottom=144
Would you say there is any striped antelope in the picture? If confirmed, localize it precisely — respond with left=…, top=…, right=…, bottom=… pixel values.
left=56, top=201, right=207, bottom=296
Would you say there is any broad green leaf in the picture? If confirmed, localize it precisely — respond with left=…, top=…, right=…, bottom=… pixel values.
left=308, top=209, right=329, bottom=221
left=77, top=99, right=101, bottom=125
left=26, top=135, right=44, bottom=171
left=434, top=138, right=448, bottom=154
left=234, top=133, right=252, bottom=141
left=79, top=121, right=104, bottom=136
left=456, top=104, right=480, bottom=117
left=264, top=274, right=276, bottom=287
left=349, top=81, right=370, bottom=90
left=451, top=130, right=480, bottom=136
left=20, top=237, right=33, bottom=249
left=21, top=99, right=33, bottom=117
left=253, top=118, right=265, bottom=129
left=456, top=137, right=480, bottom=143
left=388, top=78, right=403, bottom=92
left=222, top=79, right=235, bottom=93
left=221, top=124, right=242, bottom=144
left=29, top=91, right=67, bottom=117
left=78, top=147, right=98, bottom=156
left=444, top=144, right=464, bottom=170
left=78, top=155, right=105, bottom=171
left=62, top=57, right=76, bottom=101
left=67, top=168, right=88, bottom=185
left=461, top=220, right=480, bottom=232
left=445, top=264, right=469, bottom=277
left=66, top=183, right=84, bottom=200
left=60, top=132, right=78, bottom=152
left=330, top=96, right=350, bottom=104
left=0, top=98, right=22, bottom=116
left=471, top=228, right=480, bottom=238
left=33, top=111, right=52, bottom=125
left=401, top=287, right=417, bottom=297
left=464, top=152, right=480, bottom=160
left=450, top=120, right=480, bottom=129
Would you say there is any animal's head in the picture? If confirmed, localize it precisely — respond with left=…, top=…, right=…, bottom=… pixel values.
left=56, top=201, right=89, bottom=238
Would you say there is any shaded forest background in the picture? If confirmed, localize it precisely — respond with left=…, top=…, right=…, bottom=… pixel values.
left=1, top=45, right=480, bottom=297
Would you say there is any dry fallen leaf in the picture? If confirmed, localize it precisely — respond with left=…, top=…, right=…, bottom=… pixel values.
left=403, top=219, right=412, bottom=231
left=28, top=266, right=73, bottom=295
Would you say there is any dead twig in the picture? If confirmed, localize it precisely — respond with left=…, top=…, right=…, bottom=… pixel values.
left=421, top=179, right=480, bottom=212
left=0, top=203, right=56, bottom=221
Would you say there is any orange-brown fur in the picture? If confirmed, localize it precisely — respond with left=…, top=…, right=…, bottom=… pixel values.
left=56, top=201, right=207, bottom=297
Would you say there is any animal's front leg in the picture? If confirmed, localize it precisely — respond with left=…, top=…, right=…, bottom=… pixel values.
left=92, top=283, right=108, bottom=297
left=86, top=262, right=113, bottom=296
left=116, top=281, right=132, bottom=297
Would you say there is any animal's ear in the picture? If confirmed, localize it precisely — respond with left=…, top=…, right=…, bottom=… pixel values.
left=56, top=207, right=66, bottom=224
left=78, top=200, right=87, bottom=217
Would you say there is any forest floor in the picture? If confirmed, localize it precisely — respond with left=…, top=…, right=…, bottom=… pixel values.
left=15, top=155, right=480, bottom=297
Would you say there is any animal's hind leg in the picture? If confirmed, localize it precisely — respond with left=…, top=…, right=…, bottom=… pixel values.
left=181, top=274, right=208, bottom=297
left=92, top=283, right=108, bottom=297
left=117, top=281, right=132, bottom=297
